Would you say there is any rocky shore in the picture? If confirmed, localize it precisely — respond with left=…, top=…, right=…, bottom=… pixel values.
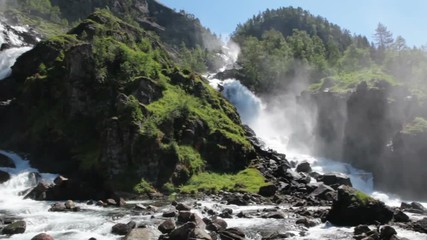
left=2, top=149, right=427, bottom=240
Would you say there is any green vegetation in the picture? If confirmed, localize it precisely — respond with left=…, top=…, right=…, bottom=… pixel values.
left=352, top=189, right=376, bottom=206
left=402, top=117, right=427, bottom=135
left=134, top=178, right=156, bottom=194
left=233, top=7, right=427, bottom=98
left=179, top=168, right=267, bottom=193
left=3, top=9, right=259, bottom=195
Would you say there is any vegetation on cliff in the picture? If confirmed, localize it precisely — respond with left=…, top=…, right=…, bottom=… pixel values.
left=0, top=10, right=259, bottom=195
left=232, top=7, right=427, bottom=99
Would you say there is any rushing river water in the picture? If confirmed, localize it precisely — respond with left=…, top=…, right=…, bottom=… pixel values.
left=1, top=31, right=427, bottom=239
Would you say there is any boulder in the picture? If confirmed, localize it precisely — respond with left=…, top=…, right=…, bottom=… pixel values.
left=308, top=183, right=336, bottom=201
left=111, top=221, right=135, bottom=235
left=49, top=202, right=67, bottom=212
left=106, top=199, right=117, bottom=206
left=0, top=170, right=10, bottom=184
left=2, top=220, right=26, bottom=235
left=24, top=182, right=51, bottom=200
left=31, top=233, right=54, bottom=240
left=296, top=218, right=317, bottom=228
left=354, top=225, right=371, bottom=235
left=162, top=210, right=177, bottom=217
left=380, top=225, right=397, bottom=240
left=124, top=228, right=161, bottom=240
left=169, top=222, right=196, bottom=240
left=223, top=194, right=249, bottom=206
left=413, top=218, right=427, bottom=234
left=175, top=203, right=191, bottom=211
left=158, top=219, right=175, bottom=234
left=177, top=211, right=192, bottom=223
left=394, top=210, right=410, bottom=223
left=219, top=228, right=246, bottom=240
left=0, top=154, right=15, bottom=168
left=296, top=161, right=312, bottom=173
left=53, top=176, right=68, bottom=186
left=317, top=173, right=352, bottom=188
left=326, top=186, right=393, bottom=226
left=258, top=184, right=277, bottom=197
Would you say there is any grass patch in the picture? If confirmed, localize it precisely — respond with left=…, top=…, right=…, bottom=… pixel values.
left=179, top=168, right=268, bottom=193
left=134, top=178, right=156, bottom=194
left=174, top=144, right=205, bottom=173
left=401, top=117, right=427, bottom=135
left=309, top=67, right=397, bottom=93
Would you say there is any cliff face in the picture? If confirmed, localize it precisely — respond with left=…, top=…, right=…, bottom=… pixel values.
left=49, top=0, right=221, bottom=50
left=0, top=10, right=256, bottom=194
left=302, top=81, right=427, bottom=199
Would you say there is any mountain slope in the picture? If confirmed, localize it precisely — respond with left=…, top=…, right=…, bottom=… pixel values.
left=0, top=10, right=257, bottom=196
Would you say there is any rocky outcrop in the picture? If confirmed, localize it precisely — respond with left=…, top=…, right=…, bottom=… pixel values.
left=326, top=185, right=393, bottom=226
left=0, top=170, right=10, bottom=184
left=0, top=154, right=15, bottom=168
left=2, top=220, right=26, bottom=235
left=0, top=10, right=259, bottom=198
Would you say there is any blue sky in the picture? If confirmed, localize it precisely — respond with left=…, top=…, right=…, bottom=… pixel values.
left=158, top=0, right=427, bottom=47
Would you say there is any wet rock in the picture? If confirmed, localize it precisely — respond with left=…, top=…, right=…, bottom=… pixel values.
left=65, top=200, right=75, bottom=209
left=394, top=210, right=410, bottom=223
left=223, top=194, right=249, bottom=206
left=296, top=218, right=317, bottom=228
left=162, top=210, right=177, bottom=217
left=326, top=185, right=393, bottom=226
left=31, top=233, right=54, bottom=240
left=177, top=211, right=192, bottom=223
left=0, top=170, right=10, bottom=184
left=147, top=205, right=159, bottom=212
left=0, top=154, right=15, bottom=168
left=192, top=227, right=212, bottom=240
left=158, top=219, right=175, bottom=234
left=354, top=225, right=371, bottom=235
left=125, top=228, right=161, bottom=240
left=111, top=221, right=135, bottom=235
left=317, top=173, right=352, bottom=188
left=296, top=161, right=312, bottom=173
left=49, top=202, right=67, bottom=212
left=210, top=218, right=227, bottom=231
left=115, top=197, right=126, bottom=207
left=219, top=227, right=245, bottom=240
left=308, top=183, right=336, bottom=201
left=53, top=176, right=68, bottom=185
left=413, top=217, right=427, bottom=233
left=219, top=208, right=233, bottom=218
left=2, top=220, right=26, bottom=235
left=134, top=204, right=146, bottom=210
left=169, top=222, right=195, bottom=240
left=175, top=203, right=191, bottom=211
left=264, top=211, right=286, bottom=219
left=258, top=184, right=277, bottom=197
left=404, top=202, right=427, bottom=214
left=380, top=225, right=397, bottom=239
left=106, top=199, right=117, bottom=206
left=24, top=182, right=51, bottom=200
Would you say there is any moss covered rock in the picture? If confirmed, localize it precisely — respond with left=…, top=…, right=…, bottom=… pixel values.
left=326, top=185, right=393, bottom=226
left=0, top=10, right=257, bottom=198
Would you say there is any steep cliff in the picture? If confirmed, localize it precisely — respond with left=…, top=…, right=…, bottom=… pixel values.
left=0, top=10, right=256, bottom=195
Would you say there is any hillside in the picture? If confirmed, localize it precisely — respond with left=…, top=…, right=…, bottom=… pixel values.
left=0, top=10, right=264, bottom=197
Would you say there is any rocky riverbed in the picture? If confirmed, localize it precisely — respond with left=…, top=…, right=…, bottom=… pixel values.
left=2, top=150, right=427, bottom=240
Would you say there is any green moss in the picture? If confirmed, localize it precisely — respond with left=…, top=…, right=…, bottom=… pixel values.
left=134, top=178, right=156, bottom=194
left=402, top=117, right=427, bottom=135
left=174, top=144, right=205, bottom=173
left=179, top=168, right=268, bottom=193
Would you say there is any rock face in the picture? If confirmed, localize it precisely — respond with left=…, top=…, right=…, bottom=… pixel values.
left=326, top=185, right=393, bottom=226
left=0, top=10, right=258, bottom=198
left=0, top=170, right=11, bottom=184
left=0, top=154, right=15, bottom=168
left=2, top=220, right=26, bottom=235
left=31, top=233, right=54, bottom=240
left=299, top=81, right=427, bottom=200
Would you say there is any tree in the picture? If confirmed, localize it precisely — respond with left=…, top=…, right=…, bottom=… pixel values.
left=374, top=23, right=394, bottom=49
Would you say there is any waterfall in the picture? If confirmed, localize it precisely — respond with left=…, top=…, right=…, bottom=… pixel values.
left=0, top=22, right=34, bottom=80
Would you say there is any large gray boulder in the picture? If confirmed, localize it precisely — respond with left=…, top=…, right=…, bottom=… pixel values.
left=326, top=185, right=393, bottom=226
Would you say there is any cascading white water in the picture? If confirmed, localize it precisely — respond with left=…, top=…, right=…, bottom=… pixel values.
left=0, top=22, right=33, bottom=80
left=209, top=76, right=421, bottom=208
